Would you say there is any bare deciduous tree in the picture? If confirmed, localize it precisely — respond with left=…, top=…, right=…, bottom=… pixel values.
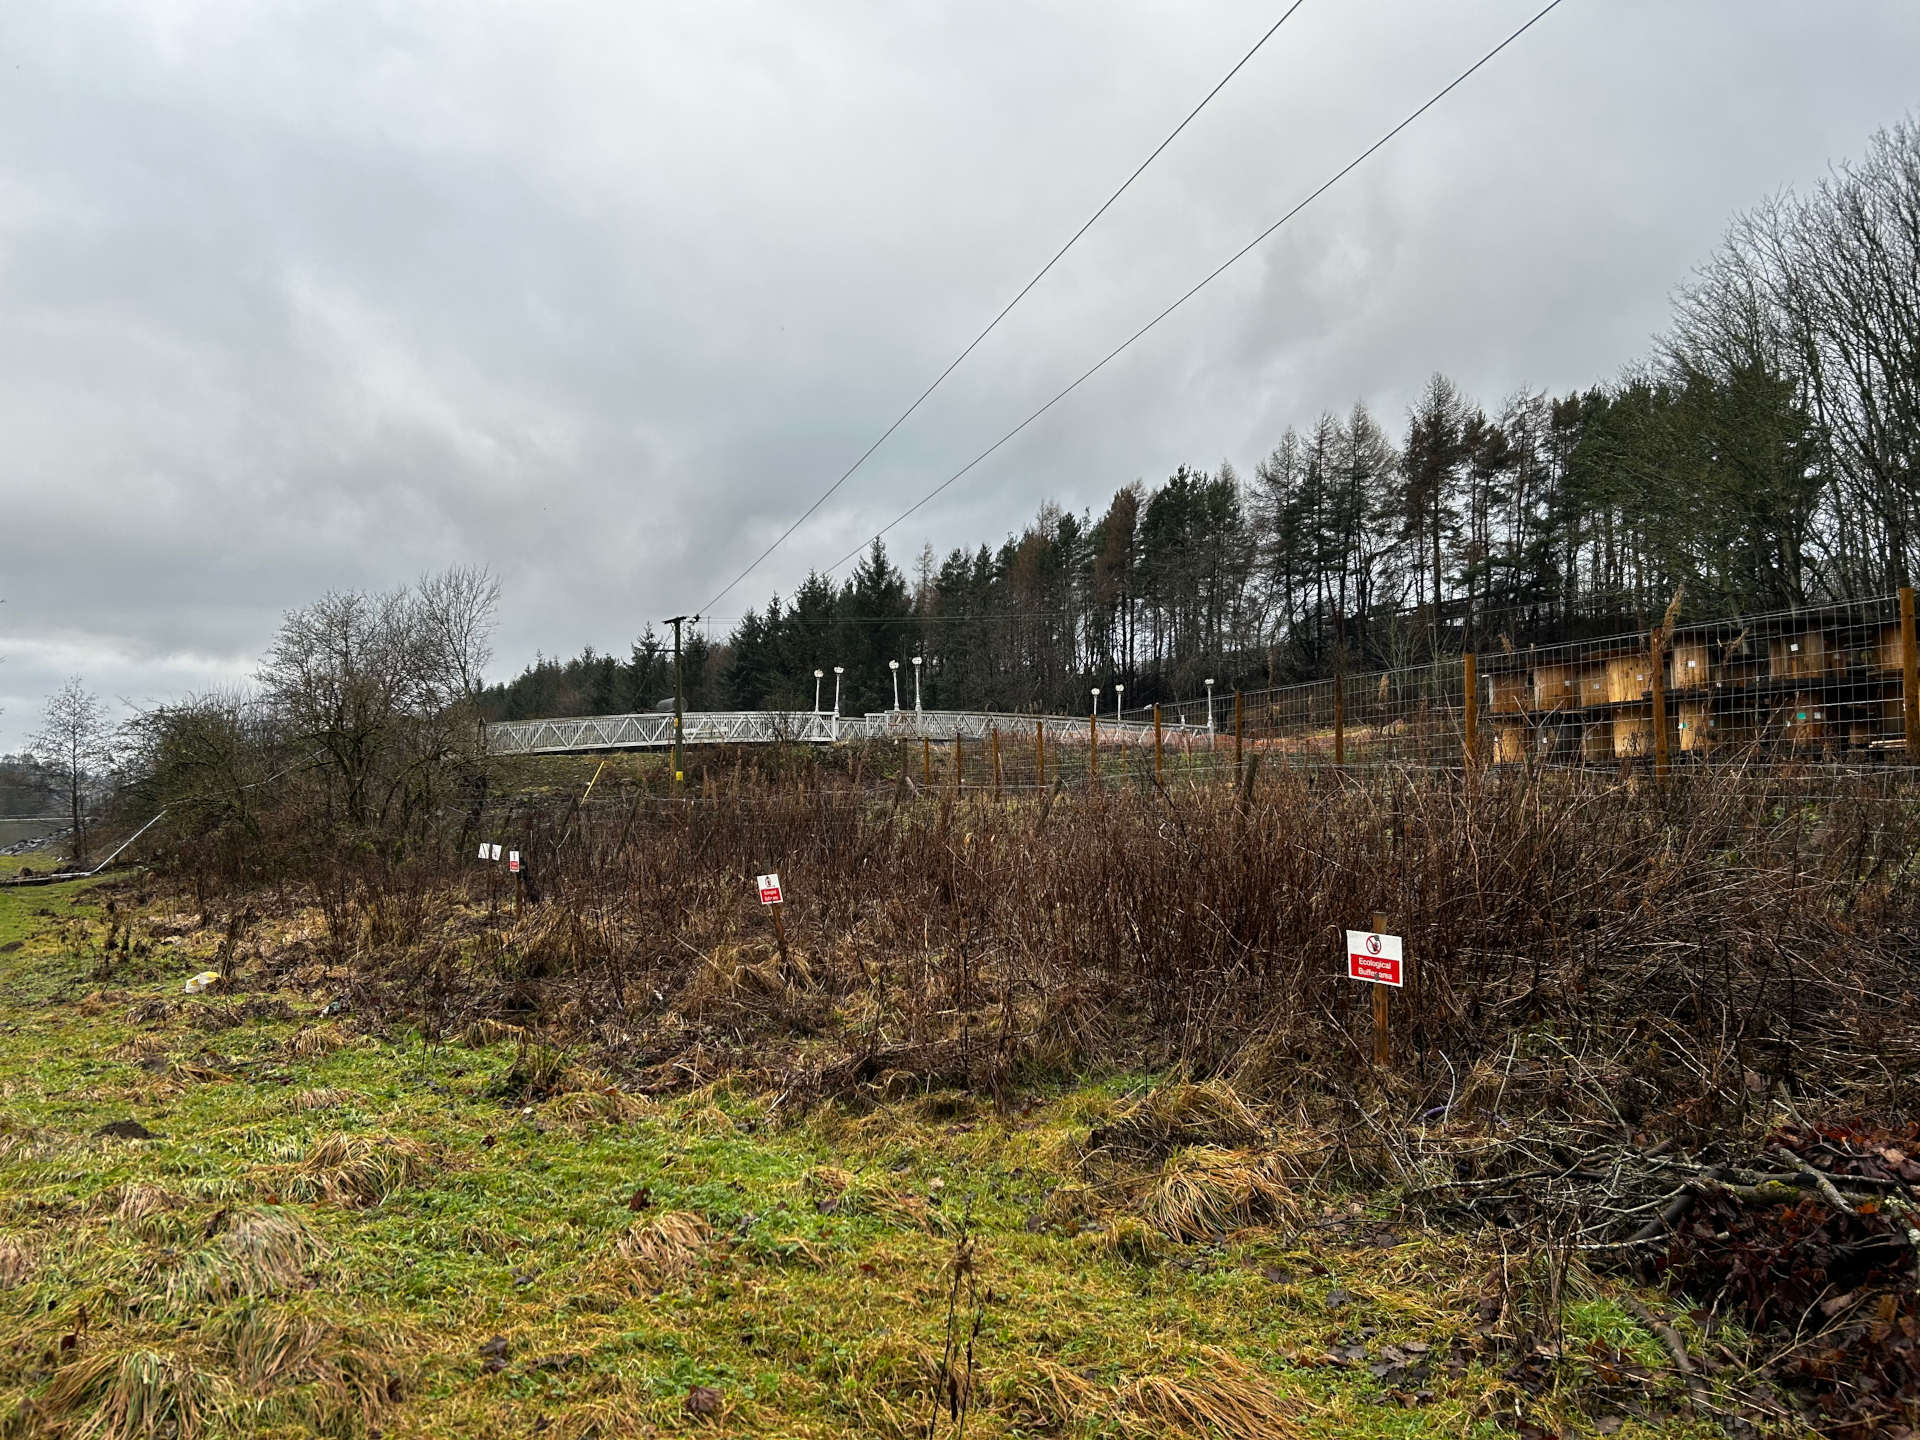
left=31, top=677, right=112, bottom=865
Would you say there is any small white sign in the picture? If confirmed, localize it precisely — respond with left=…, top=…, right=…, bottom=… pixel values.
left=490, top=844, right=503, bottom=862
left=478, top=843, right=491, bottom=861
left=508, top=850, right=521, bottom=873
left=1345, top=929, right=1404, bottom=987
left=757, top=873, right=783, bottom=906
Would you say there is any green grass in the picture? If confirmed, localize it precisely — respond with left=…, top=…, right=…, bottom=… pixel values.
left=0, top=882, right=1719, bottom=1438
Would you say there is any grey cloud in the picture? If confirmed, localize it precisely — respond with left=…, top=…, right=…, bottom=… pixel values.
left=3, top=0, right=1918, bottom=745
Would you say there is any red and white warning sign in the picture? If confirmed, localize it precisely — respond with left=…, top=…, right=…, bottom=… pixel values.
left=508, top=850, right=521, bottom=874
left=757, top=873, right=783, bottom=906
left=1345, top=929, right=1403, bottom=987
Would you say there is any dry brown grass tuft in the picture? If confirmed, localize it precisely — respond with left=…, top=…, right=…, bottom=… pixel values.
left=271, top=1133, right=431, bottom=1207
left=32, top=1348, right=235, bottom=1440
left=1143, top=1147, right=1300, bottom=1241
left=614, top=1210, right=711, bottom=1284
left=210, top=1307, right=404, bottom=1427
left=460, top=1018, right=531, bottom=1048
left=285, top=1021, right=352, bottom=1058
left=1088, top=1079, right=1266, bottom=1161
left=0, top=1233, right=34, bottom=1289
left=1117, top=1347, right=1302, bottom=1438
left=287, top=1086, right=358, bottom=1112
left=165, top=1207, right=325, bottom=1309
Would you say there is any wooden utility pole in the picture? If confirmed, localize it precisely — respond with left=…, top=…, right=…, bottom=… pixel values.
left=665, top=614, right=691, bottom=787
left=1153, top=705, right=1163, bottom=785
left=1462, top=653, right=1478, bottom=765
left=1902, top=587, right=1919, bottom=753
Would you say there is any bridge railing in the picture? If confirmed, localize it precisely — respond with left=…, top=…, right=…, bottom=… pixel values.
left=485, top=709, right=1161, bottom=756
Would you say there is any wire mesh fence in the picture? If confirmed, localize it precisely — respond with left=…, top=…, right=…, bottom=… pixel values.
left=1114, top=588, right=1920, bottom=778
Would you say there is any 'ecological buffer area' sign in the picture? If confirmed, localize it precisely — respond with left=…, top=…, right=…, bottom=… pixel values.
left=1345, top=929, right=1403, bottom=987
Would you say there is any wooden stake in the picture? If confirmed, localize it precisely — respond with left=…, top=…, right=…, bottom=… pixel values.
left=1463, top=653, right=1478, bottom=765
left=1233, top=691, right=1244, bottom=770
left=922, top=737, right=932, bottom=786
left=1371, top=910, right=1391, bottom=1068
left=1035, top=720, right=1045, bottom=787
left=1902, top=586, right=1919, bottom=753
left=1153, top=705, right=1163, bottom=785
left=1650, top=627, right=1671, bottom=782
left=990, top=726, right=1002, bottom=801
left=1089, top=710, right=1098, bottom=783
left=952, top=732, right=962, bottom=793
left=770, top=901, right=790, bottom=973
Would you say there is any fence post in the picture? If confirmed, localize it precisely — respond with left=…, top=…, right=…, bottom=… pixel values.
left=1035, top=720, right=1045, bottom=788
left=1651, top=628, right=1670, bottom=782
left=1089, top=710, right=1098, bottom=784
left=922, top=737, right=932, bottom=787
left=952, top=732, right=962, bottom=794
left=1903, top=586, right=1919, bottom=754
left=990, top=726, right=1002, bottom=801
left=1463, top=653, right=1478, bottom=766
left=1333, top=659, right=1346, bottom=769
left=1233, top=692, right=1244, bottom=771
left=1153, top=705, right=1163, bottom=784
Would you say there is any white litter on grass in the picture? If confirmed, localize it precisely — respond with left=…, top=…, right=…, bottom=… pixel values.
left=184, top=971, right=221, bottom=994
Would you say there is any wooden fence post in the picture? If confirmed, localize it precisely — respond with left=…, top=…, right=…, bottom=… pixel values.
left=952, top=732, right=962, bottom=794
left=922, top=737, right=932, bottom=786
left=1233, top=692, right=1244, bottom=771
left=990, top=726, right=1002, bottom=801
left=1035, top=720, right=1045, bottom=788
left=1153, top=705, right=1164, bottom=785
left=1903, top=586, right=1919, bottom=753
left=1089, top=711, right=1098, bottom=784
left=1651, top=628, right=1670, bottom=782
left=1463, top=653, right=1478, bottom=766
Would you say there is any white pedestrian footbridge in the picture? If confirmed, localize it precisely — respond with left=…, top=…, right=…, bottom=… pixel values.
left=485, top=709, right=1172, bottom=755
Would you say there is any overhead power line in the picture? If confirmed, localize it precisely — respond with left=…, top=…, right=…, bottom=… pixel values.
left=699, top=1, right=1313, bottom=616
left=823, top=0, right=1570, bottom=580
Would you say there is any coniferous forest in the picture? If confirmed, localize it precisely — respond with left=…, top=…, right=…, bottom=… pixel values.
left=482, top=120, right=1920, bottom=722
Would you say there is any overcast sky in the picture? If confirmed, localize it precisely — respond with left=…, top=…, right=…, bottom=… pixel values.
left=2, top=1, right=1917, bottom=749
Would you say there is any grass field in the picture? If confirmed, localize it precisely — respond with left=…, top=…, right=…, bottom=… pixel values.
left=0, top=876, right=1731, bottom=1437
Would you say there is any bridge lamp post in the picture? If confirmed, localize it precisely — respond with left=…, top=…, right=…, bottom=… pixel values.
left=832, top=666, right=844, bottom=718
left=911, top=655, right=923, bottom=713
left=813, top=669, right=824, bottom=714
left=1090, top=686, right=1100, bottom=717
left=1113, top=682, right=1124, bottom=722
left=889, top=660, right=901, bottom=712
left=1205, top=678, right=1216, bottom=749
